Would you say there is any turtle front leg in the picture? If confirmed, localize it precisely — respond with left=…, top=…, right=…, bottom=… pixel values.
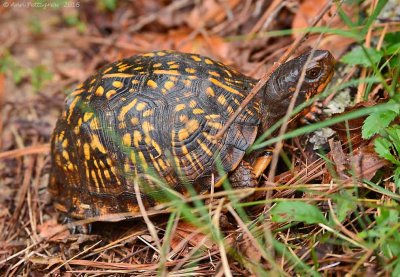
left=229, top=150, right=273, bottom=189
left=229, top=161, right=257, bottom=189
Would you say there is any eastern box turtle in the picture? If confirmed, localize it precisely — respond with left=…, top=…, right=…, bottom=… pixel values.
left=49, top=50, right=335, bottom=219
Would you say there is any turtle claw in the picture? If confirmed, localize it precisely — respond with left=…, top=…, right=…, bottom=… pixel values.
left=61, top=214, right=92, bottom=234
left=301, top=101, right=324, bottom=125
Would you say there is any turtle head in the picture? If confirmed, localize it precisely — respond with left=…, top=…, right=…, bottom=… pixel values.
left=260, top=50, right=335, bottom=130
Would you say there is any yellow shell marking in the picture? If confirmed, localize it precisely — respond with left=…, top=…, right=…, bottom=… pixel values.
left=62, top=150, right=69, bottom=161
left=209, top=71, right=220, bottom=77
left=118, top=65, right=133, bottom=72
left=191, top=55, right=202, bottom=62
left=143, top=53, right=155, bottom=57
left=164, top=81, right=175, bottom=90
left=138, top=152, right=148, bottom=170
left=204, top=59, right=213, bottom=65
left=207, top=121, right=223, bottom=129
left=118, top=98, right=138, bottom=121
left=189, top=100, right=196, bottom=108
left=153, top=63, right=162, bottom=68
left=123, top=133, right=131, bottom=146
left=178, top=119, right=199, bottom=140
left=91, top=134, right=107, bottom=153
left=136, top=102, right=147, bottom=111
left=131, top=117, right=139, bottom=125
left=153, top=69, right=180, bottom=75
left=62, top=139, right=68, bottom=148
left=103, top=73, right=134, bottom=79
left=83, top=112, right=93, bottom=122
left=106, top=89, right=117, bottom=99
left=103, top=66, right=113, bottom=74
left=175, top=104, right=186, bottom=112
left=71, top=88, right=85, bottom=97
left=83, top=143, right=90, bottom=160
left=104, top=170, right=111, bottom=180
left=158, top=159, right=168, bottom=171
left=142, top=121, right=154, bottom=134
left=132, top=79, right=140, bottom=85
left=181, top=145, right=189, bottom=155
left=193, top=108, right=204, bottom=114
left=143, top=109, right=154, bottom=117
left=95, top=86, right=104, bottom=96
left=205, top=114, right=220, bottom=120
left=185, top=68, right=196, bottom=74
left=210, top=78, right=243, bottom=96
left=67, top=96, right=81, bottom=123
left=112, top=81, right=123, bottom=88
left=206, top=87, right=215, bottom=97
left=147, top=79, right=158, bottom=89
left=197, top=139, right=213, bottom=156
left=133, top=131, right=142, bottom=147
left=217, top=94, right=227, bottom=105
left=169, top=64, right=179, bottom=69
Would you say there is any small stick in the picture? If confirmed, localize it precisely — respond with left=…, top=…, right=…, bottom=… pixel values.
left=212, top=1, right=333, bottom=140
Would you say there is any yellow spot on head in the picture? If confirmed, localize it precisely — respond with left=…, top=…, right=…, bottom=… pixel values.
left=153, top=63, right=162, bottom=68
left=147, top=79, right=158, bottom=89
left=112, top=81, right=123, bottom=88
left=132, top=79, right=140, bottom=85
left=134, top=66, right=143, bottom=70
left=90, top=79, right=96, bottom=84
left=169, top=64, right=179, bottom=69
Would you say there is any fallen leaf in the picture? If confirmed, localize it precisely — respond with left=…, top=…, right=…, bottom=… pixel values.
left=37, top=219, right=70, bottom=241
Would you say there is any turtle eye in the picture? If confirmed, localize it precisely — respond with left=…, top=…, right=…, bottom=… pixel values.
left=305, top=66, right=322, bottom=79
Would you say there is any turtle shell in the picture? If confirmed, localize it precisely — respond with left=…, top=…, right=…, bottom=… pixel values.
left=49, top=51, right=261, bottom=218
